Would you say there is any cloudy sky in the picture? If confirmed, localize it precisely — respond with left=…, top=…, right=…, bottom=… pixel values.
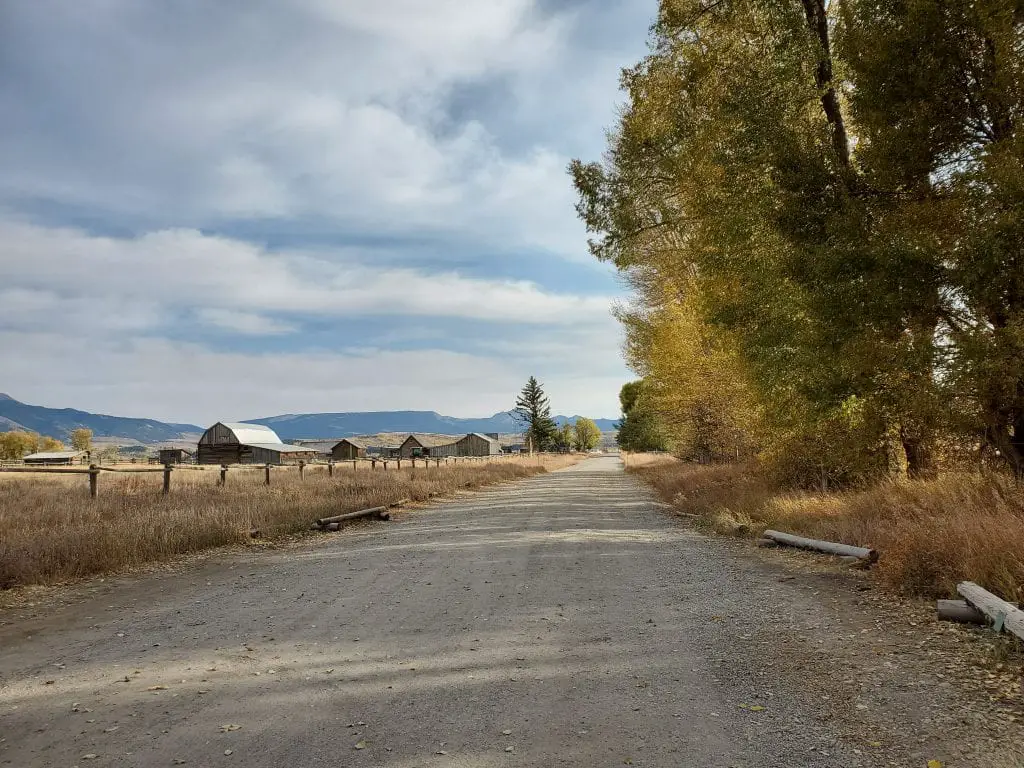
left=0, top=0, right=652, bottom=425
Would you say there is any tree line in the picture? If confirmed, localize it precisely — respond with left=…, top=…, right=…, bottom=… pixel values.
left=573, top=0, right=1024, bottom=485
left=0, top=428, right=93, bottom=460
left=514, top=376, right=602, bottom=452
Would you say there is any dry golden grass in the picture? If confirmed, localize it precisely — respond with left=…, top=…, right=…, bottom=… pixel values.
left=625, top=453, right=1024, bottom=602
left=0, top=455, right=577, bottom=589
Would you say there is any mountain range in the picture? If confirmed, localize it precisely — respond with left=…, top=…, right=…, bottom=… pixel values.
left=0, top=394, right=617, bottom=444
left=0, top=393, right=203, bottom=443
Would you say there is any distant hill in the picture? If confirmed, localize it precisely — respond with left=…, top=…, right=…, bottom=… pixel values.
left=0, top=394, right=203, bottom=443
left=244, top=411, right=618, bottom=440
left=0, top=394, right=617, bottom=443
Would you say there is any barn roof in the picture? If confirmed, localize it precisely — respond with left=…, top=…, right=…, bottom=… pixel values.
left=403, top=433, right=456, bottom=448
left=24, top=450, right=87, bottom=460
left=464, top=432, right=500, bottom=444
left=218, top=422, right=283, bottom=445
left=244, top=443, right=319, bottom=453
left=334, top=438, right=367, bottom=449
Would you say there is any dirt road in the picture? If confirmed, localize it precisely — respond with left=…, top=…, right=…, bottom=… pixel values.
left=0, top=457, right=1018, bottom=767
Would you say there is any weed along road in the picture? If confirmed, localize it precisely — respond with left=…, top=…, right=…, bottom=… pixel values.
left=0, top=458, right=1010, bottom=767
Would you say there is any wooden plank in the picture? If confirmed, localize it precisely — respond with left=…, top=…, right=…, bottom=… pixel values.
left=936, top=599, right=986, bottom=625
left=316, top=506, right=389, bottom=526
left=0, top=467, right=93, bottom=474
left=957, top=581, right=1024, bottom=641
left=762, top=529, right=878, bottom=562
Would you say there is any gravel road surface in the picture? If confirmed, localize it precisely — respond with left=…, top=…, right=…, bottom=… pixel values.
left=1, top=457, right=1019, bottom=767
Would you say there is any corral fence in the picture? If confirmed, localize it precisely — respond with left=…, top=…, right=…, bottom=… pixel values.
left=0, top=453, right=523, bottom=499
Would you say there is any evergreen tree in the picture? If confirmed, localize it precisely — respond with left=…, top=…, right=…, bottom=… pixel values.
left=514, top=376, right=558, bottom=452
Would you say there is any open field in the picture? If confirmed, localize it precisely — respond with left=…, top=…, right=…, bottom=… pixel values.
left=0, top=454, right=578, bottom=590
left=625, top=453, right=1024, bottom=603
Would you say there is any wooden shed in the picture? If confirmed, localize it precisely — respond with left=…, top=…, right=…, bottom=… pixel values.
left=23, top=450, right=88, bottom=466
left=331, top=438, right=367, bottom=460
left=197, top=422, right=320, bottom=465
left=456, top=433, right=501, bottom=456
left=399, top=434, right=458, bottom=458
left=158, top=448, right=193, bottom=465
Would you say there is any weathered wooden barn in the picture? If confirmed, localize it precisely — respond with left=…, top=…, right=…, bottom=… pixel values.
left=331, top=438, right=367, bottom=460
left=456, top=433, right=501, bottom=456
left=196, top=423, right=320, bottom=465
left=399, top=434, right=459, bottom=458
left=23, top=450, right=89, bottom=465
left=158, top=448, right=193, bottom=465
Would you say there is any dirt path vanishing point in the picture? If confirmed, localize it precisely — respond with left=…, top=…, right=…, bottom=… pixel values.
left=1, top=456, right=1021, bottom=767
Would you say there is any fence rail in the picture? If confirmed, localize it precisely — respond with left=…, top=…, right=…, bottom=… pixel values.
left=0, top=453, right=524, bottom=499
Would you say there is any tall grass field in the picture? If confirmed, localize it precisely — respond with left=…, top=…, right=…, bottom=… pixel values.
left=0, top=455, right=577, bottom=589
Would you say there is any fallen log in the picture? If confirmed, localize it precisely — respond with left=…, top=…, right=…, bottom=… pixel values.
left=957, top=581, right=1024, bottom=641
left=762, top=530, right=878, bottom=562
left=936, top=599, right=986, bottom=625
left=316, top=506, right=389, bottom=527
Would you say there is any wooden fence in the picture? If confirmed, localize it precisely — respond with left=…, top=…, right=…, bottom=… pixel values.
left=0, top=453, right=520, bottom=498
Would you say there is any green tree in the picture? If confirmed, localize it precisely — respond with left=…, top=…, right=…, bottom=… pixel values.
left=555, top=422, right=574, bottom=452
left=39, top=436, right=64, bottom=452
left=70, top=428, right=93, bottom=452
left=0, top=430, right=40, bottom=460
left=615, top=382, right=667, bottom=453
left=573, top=417, right=602, bottom=452
left=514, top=376, right=558, bottom=452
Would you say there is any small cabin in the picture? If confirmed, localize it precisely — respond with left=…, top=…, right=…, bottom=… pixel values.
left=158, top=448, right=193, bottom=465
left=23, top=450, right=89, bottom=466
left=196, top=422, right=320, bottom=465
left=331, top=438, right=367, bottom=460
left=399, top=434, right=458, bottom=458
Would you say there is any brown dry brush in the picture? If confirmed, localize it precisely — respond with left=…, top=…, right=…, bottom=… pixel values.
left=0, top=456, right=575, bottom=589
left=626, top=454, right=1024, bottom=602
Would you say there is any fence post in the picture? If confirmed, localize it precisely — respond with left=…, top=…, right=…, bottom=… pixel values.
left=328, top=461, right=334, bottom=478
left=298, top=460, right=305, bottom=480
left=88, top=464, right=99, bottom=499
left=219, top=465, right=228, bottom=486
left=383, top=460, right=389, bottom=471
left=265, top=464, right=271, bottom=485
left=351, top=460, right=356, bottom=470
left=162, top=464, right=172, bottom=495
left=397, top=458, right=402, bottom=470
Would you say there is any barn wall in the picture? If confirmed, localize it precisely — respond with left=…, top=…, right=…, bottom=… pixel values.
left=199, top=423, right=237, bottom=446
left=197, top=444, right=244, bottom=465
left=427, top=442, right=458, bottom=457
left=332, top=442, right=365, bottom=460
left=399, top=438, right=423, bottom=458
left=456, top=434, right=500, bottom=456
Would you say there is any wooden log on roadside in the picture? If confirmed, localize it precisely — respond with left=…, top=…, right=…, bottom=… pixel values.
left=937, top=599, right=987, bottom=625
left=316, top=506, right=389, bottom=526
left=762, top=529, right=878, bottom=562
left=957, top=581, right=1024, bottom=641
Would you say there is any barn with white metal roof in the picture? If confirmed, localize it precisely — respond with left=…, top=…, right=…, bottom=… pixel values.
left=196, top=422, right=320, bottom=465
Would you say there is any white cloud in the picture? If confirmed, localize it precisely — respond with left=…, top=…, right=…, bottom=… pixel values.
left=0, top=0, right=649, bottom=261
left=0, top=219, right=615, bottom=327
left=196, top=309, right=298, bottom=336
left=0, top=331, right=623, bottom=424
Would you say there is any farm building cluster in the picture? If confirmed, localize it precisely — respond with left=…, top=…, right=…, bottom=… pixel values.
left=186, top=422, right=511, bottom=466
